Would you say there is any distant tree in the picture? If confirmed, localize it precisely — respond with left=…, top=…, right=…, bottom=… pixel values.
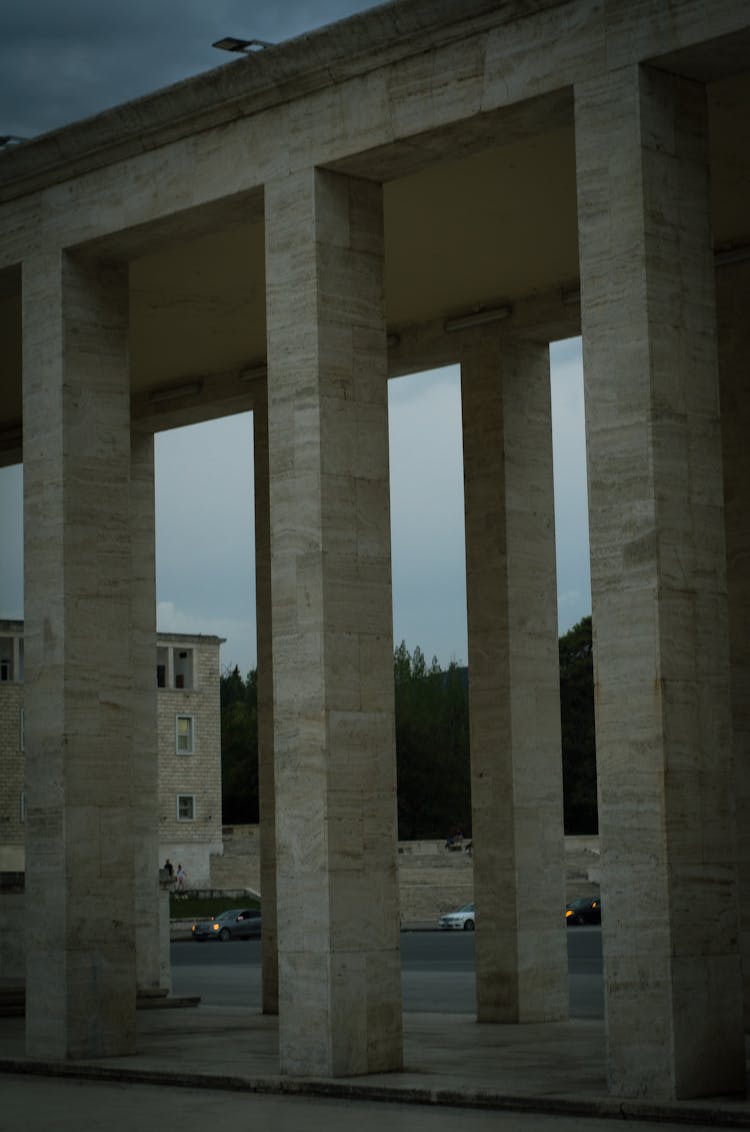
left=219, top=625, right=597, bottom=839
left=558, top=616, right=597, bottom=833
left=393, top=641, right=471, bottom=839
left=220, top=665, right=259, bottom=824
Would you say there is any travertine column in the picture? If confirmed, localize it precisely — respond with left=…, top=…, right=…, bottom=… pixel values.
left=717, top=262, right=750, bottom=1028
left=265, top=168, right=402, bottom=1077
left=23, top=251, right=135, bottom=1058
left=131, top=430, right=162, bottom=993
left=576, top=65, right=744, bottom=1099
left=253, top=392, right=278, bottom=1014
left=461, top=332, right=567, bottom=1023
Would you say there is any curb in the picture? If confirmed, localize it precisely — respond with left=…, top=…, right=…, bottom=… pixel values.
left=2, top=1058, right=749, bottom=1127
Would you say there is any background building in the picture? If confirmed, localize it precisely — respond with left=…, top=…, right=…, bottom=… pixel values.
left=0, top=621, right=223, bottom=885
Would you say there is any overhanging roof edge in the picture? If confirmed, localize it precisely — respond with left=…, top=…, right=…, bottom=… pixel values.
left=0, top=0, right=538, bottom=204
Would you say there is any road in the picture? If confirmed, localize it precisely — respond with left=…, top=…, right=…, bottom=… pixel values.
left=171, top=927, right=603, bottom=1017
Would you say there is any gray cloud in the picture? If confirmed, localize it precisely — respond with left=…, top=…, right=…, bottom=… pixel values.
left=550, top=338, right=591, bottom=633
left=0, top=0, right=377, bottom=137
left=389, top=367, right=468, bottom=666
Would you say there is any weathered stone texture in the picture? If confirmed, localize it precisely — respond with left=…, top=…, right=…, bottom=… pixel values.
left=718, top=262, right=750, bottom=1031
left=253, top=397, right=278, bottom=1016
left=22, top=252, right=136, bottom=1059
left=462, top=332, right=567, bottom=1024
left=130, top=432, right=160, bottom=991
left=576, top=63, right=744, bottom=1099
left=266, top=168, right=401, bottom=1077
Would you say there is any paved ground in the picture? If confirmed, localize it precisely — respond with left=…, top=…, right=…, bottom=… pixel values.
left=2, top=1004, right=750, bottom=1129
left=3, top=1073, right=736, bottom=1132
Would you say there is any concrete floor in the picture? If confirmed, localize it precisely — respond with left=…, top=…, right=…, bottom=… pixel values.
left=2, top=1005, right=750, bottom=1129
left=1, top=1073, right=737, bottom=1132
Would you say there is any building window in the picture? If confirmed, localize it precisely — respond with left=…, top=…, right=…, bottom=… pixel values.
left=176, top=715, right=194, bottom=754
left=156, top=645, right=195, bottom=689
left=19, top=790, right=26, bottom=824
left=0, top=637, right=13, bottom=681
left=177, top=794, right=195, bottom=822
left=19, top=707, right=24, bottom=752
left=173, top=648, right=193, bottom=689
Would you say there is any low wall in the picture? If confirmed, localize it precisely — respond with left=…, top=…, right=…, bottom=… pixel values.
left=213, top=827, right=601, bottom=924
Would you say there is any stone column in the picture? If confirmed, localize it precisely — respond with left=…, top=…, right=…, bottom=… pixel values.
left=575, top=65, right=744, bottom=1099
left=461, top=331, right=567, bottom=1023
left=253, top=391, right=278, bottom=1014
left=131, top=430, right=162, bottom=994
left=717, top=262, right=750, bottom=1028
left=22, top=250, right=135, bottom=1058
left=265, top=168, right=402, bottom=1077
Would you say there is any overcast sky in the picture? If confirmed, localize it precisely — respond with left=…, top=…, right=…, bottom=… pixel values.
left=0, top=0, right=591, bottom=675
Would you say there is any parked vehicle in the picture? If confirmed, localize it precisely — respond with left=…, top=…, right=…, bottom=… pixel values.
left=565, top=896, right=601, bottom=925
left=191, top=907, right=261, bottom=941
left=439, top=902, right=475, bottom=931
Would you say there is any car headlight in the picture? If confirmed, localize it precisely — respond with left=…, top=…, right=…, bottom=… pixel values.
left=212, top=922, right=220, bottom=932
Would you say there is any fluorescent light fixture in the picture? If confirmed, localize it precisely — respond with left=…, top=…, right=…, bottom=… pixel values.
left=212, top=37, right=274, bottom=53
left=714, top=244, right=750, bottom=268
left=148, top=381, right=203, bottom=404
left=238, top=364, right=268, bottom=383
left=444, top=305, right=512, bottom=333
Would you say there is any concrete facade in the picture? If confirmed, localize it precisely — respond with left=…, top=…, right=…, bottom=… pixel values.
left=0, top=0, right=748, bottom=1102
left=0, top=624, right=224, bottom=889
left=462, top=333, right=567, bottom=1024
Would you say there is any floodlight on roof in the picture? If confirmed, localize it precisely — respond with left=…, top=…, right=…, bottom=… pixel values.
left=212, top=37, right=274, bottom=54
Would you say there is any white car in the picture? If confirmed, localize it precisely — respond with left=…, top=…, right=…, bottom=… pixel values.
left=439, top=902, right=475, bottom=931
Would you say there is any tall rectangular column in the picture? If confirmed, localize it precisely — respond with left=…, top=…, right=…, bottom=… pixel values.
left=253, top=392, right=278, bottom=1015
left=130, top=429, right=162, bottom=993
left=717, top=262, right=750, bottom=1028
left=23, top=251, right=135, bottom=1058
left=576, top=65, right=744, bottom=1098
left=265, top=168, right=402, bottom=1077
left=461, top=332, right=567, bottom=1023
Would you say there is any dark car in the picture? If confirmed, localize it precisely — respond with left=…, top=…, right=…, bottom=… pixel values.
left=191, top=907, right=262, bottom=942
left=565, top=896, right=601, bottom=926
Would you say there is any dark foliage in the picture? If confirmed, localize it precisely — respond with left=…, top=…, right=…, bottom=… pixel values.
left=393, top=641, right=471, bottom=840
left=558, top=616, right=598, bottom=833
left=220, top=665, right=259, bottom=825
left=219, top=625, right=597, bottom=838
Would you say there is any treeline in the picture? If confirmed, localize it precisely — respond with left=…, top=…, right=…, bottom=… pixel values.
left=221, top=615, right=596, bottom=836
left=220, top=665, right=259, bottom=825
left=393, top=642, right=471, bottom=839
left=559, top=616, right=597, bottom=833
